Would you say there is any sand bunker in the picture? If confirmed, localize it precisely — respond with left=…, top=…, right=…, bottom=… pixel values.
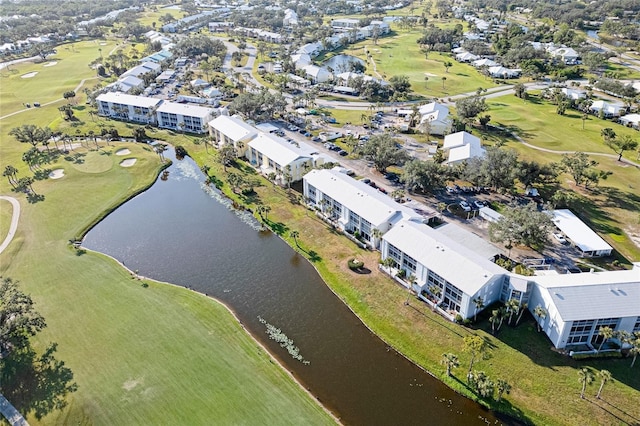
left=21, top=71, right=38, bottom=79
left=120, top=158, right=137, bottom=167
left=49, top=169, right=65, bottom=179
left=99, top=42, right=107, bottom=46
left=115, top=148, right=131, bottom=156
left=44, top=61, right=58, bottom=67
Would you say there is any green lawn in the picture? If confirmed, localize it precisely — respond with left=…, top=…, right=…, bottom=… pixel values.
left=137, top=6, right=185, bottom=27
left=487, top=92, right=640, bottom=158
left=188, top=143, right=640, bottom=426
left=320, top=30, right=500, bottom=99
left=0, top=197, right=12, bottom=243
left=0, top=40, right=119, bottom=117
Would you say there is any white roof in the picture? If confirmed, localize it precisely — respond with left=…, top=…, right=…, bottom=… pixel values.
left=448, top=143, right=486, bottom=163
left=255, top=123, right=278, bottom=133
left=303, top=65, right=330, bottom=79
left=590, top=100, right=624, bottom=113
left=456, top=52, right=479, bottom=61
left=96, top=92, right=162, bottom=109
left=443, top=131, right=480, bottom=149
left=418, top=101, right=448, bottom=116
left=534, top=267, right=640, bottom=321
left=620, top=113, right=640, bottom=125
left=208, top=115, right=258, bottom=142
left=383, top=220, right=506, bottom=295
left=561, top=88, right=585, bottom=100
left=472, top=58, right=498, bottom=67
left=248, top=133, right=315, bottom=166
left=156, top=101, right=214, bottom=118
left=118, top=75, right=144, bottom=87
left=122, top=62, right=161, bottom=78
left=436, top=223, right=501, bottom=260
left=551, top=209, right=612, bottom=254
left=304, top=169, right=421, bottom=228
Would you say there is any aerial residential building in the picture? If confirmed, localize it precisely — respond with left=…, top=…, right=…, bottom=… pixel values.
left=247, top=133, right=330, bottom=184
left=331, top=18, right=361, bottom=31
left=529, top=264, right=640, bottom=349
left=96, top=92, right=162, bottom=124
left=590, top=100, right=625, bottom=118
left=455, top=51, right=479, bottom=62
left=108, top=75, right=145, bottom=93
left=155, top=102, right=215, bottom=134
left=208, top=115, right=258, bottom=151
left=121, top=62, right=162, bottom=79
left=472, top=58, right=499, bottom=68
left=283, top=9, right=299, bottom=27
left=302, top=65, right=332, bottom=83
left=380, top=219, right=507, bottom=318
left=442, top=131, right=485, bottom=164
left=303, top=169, right=422, bottom=247
left=488, top=66, right=521, bottom=79
left=418, top=102, right=451, bottom=135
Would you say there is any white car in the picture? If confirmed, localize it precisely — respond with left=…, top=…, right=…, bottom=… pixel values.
left=459, top=201, right=471, bottom=212
left=552, top=233, right=567, bottom=244
left=473, top=200, right=486, bottom=209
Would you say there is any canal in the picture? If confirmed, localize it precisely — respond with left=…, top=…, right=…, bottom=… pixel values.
left=83, top=150, right=516, bottom=426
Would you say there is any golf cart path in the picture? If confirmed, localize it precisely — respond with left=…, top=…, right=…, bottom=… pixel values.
left=0, top=77, right=98, bottom=121
left=0, top=393, right=29, bottom=426
left=0, top=196, right=20, bottom=255
left=495, top=125, right=640, bottom=168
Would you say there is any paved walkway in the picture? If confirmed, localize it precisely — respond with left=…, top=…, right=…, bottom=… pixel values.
left=0, top=394, right=29, bottom=426
left=0, top=196, right=20, bottom=255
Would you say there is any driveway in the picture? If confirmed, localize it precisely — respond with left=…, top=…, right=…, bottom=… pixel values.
left=0, top=196, right=20, bottom=255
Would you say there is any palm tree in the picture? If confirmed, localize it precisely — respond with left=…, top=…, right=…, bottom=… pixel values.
left=371, top=228, right=383, bottom=248
left=3, top=165, right=19, bottom=188
left=496, top=379, right=511, bottom=402
left=533, top=305, right=547, bottom=332
left=597, top=326, right=614, bottom=351
left=578, top=368, right=594, bottom=399
left=441, top=353, right=459, bottom=377
left=428, top=285, right=442, bottom=311
left=515, top=303, right=528, bottom=325
left=472, top=296, right=484, bottom=322
left=463, top=335, right=488, bottom=378
left=489, top=309, right=501, bottom=334
left=595, top=370, right=612, bottom=399
left=290, top=230, right=300, bottom=248
left=441, top=76, right=447, bottom=89
left=506, top=298, right=520, bottom=326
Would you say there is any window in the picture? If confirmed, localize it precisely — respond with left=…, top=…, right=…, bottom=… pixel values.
left=402, top=254, right=416, bottom=273
left=386, top=243, right=401, bottom=267
left=443, top=284, right=463, bottom=312
left=634, top=317, right=640, bottom=332
left=567, top=320, right=595, bottom=344
left=307, top=185, right=316, bottom=201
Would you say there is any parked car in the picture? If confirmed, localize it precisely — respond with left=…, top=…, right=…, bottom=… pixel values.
left=378, top=187, right=387, bottom=194
left=552, top=233, right=567, bottom=244
left=473, top=200, right=486, bottom=209
left=312, top=136, right=321, bottom=142
left=362, top=178, right=371, bottom=184
left=446, top=186, right=458, bottom=194
left=459, top=201, right=471, bottom=212
left=368, top=181, right=377, bottom=188
left=339, top=150, right=348, bottom=156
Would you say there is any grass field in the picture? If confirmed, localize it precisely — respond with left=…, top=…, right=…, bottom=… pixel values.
left=318, top=30, right=501, bottom=99
left=188, top=143, right=640, bottom=426
left=137, top=6, right=185, bottom=28
left=0, top=197, right=12, bottom=243
left=0, top=40, right=120, bottom=117
left=487, top=92, right=640, bottom=158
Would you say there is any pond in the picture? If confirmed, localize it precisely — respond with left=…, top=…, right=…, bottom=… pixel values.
left=83, top=150, right=518, bottom=426
left=322, top=54, right=366, bottom=74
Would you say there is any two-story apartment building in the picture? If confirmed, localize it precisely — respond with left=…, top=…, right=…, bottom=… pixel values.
left=96, top=92, right=162, bottom=124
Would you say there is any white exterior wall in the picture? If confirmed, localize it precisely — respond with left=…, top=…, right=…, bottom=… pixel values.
left=157, top=111, right=212, bottom=134
left=96, top=99, right=159, bottom=124
left=528, top=285, right=571, bottom=348
left=249, top=147, right=311, bottom=183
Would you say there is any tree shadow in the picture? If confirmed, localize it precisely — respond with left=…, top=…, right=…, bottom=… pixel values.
left=352, top=267, right=372, bottom=274
left=26, top=193, right=45, bottom=204
left=64, top=153, right=85, bottom=164
left=264, top=219, right=288, bottom=236
left=0, top=343, right=78, bottom=421
left=593, top=397, right=640, bottom=425
left=33, top=169, right=52, bottom=181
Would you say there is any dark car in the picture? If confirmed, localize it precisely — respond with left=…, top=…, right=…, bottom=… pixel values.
left=368, top=181, right=377, bottom=188
left=363, top=178, right=371, bottom=184
left=339, top=150, right=348, bottom=156
left=312, top=136, right=321, bottom=142
left=378, top=187, right=387, bottom=194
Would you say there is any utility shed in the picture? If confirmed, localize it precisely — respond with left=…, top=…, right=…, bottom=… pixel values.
left=551, top=209, right=612, bottom=257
